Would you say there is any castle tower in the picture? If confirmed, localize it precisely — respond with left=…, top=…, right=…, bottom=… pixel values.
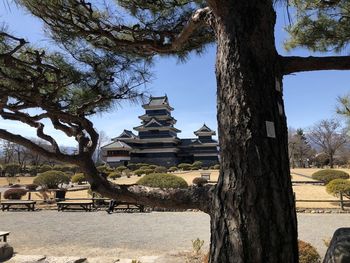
left=131, top=95, right=181, bottom=166
left=192, top=124, right=219, bottom=165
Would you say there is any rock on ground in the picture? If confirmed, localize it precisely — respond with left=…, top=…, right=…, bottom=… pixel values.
left=0, top=243, right=14, bottom=262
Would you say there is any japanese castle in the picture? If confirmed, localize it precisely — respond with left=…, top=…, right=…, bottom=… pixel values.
left=101, top=96, right=219, bottom=167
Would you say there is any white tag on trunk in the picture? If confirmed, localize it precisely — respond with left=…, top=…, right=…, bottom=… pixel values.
left=266, top=121, right=276, bottom=138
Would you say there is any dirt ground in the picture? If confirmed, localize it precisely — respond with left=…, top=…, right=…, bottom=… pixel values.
left=1, top=168, right=349, bottom=209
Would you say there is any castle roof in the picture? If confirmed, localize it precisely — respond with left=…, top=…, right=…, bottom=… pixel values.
left=194, top=124, right=216, bottom=136
left=112, top=129, right=138, bottom=140
left=142, top=95, right=174, bottom=110
left=102, top=140, right=132, bottom=150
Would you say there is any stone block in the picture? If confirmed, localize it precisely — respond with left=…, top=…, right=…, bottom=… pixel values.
left=323, top=228, right=350, bottom=263
left=0, top=243, right=14, bottom=262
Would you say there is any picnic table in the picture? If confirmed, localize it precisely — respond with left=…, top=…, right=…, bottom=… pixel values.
left=1, top=200, right=36, bottom=211
left=57, top=201, right=94, bottom=212
left=0, top=231, right=10, bottom=242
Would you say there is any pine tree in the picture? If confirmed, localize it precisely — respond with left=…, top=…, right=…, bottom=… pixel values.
left=2, top=1, right=350, bottom=262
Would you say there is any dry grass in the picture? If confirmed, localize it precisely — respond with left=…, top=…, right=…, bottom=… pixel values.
left=1, top=168, right=349, bottom=209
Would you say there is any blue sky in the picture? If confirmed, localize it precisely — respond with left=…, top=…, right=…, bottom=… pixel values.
left=0, top=3, right=349, bottom=146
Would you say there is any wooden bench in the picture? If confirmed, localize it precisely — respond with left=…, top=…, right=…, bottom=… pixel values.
left=0, top=231, right=10, bottom=242
left=1, top=200, right=36, bottom=211
left=200, top=172, right=211, bottom=181
left=57, top=201, right=94, bottom=212
left=113, top=202, right=145, bottom=213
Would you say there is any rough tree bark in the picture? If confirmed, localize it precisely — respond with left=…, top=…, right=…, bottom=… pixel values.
left=208, top=1, right=298, bottom=262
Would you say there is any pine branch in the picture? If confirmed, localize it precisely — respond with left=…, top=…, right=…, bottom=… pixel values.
left=281, top=55, right=350, bottom=74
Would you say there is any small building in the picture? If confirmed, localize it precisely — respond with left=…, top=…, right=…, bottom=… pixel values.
left=101, top=95, right=219, bottom=167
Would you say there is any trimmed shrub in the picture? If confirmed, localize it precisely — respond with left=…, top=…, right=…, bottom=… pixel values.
left=168, top=166, right=177, bottom=173
left=54, top=165, right=79, bottom=173
left=298, top=240, right=321, bottom=263
left=154, top=166, right=167, bottom=173
left=190, top=166, right=198, bottom=170
left=4, top=188, right=27, bottom=200
left=116, top=165, right=128, bottom=172
left=192, top=177, right=208, bottom=186
left=312, top=169, right=349, bottom=184
left=137, top=173, right=188, bottom=189
left=37, top=165, right=53, bottom=173
left=134, top=169, right=145, bottom=177
left=326, top=179, right=350, bottom=199
left=148, top=165, right=158, bottom=169
left=213, top=164, right=220, bottom=170
left=71, top=173, right=86, bottom=184
left=140, top=165, right=150, bottom=170
left=178, top=163, right=192, bottom=171
left=25, top=184, right=38, bottom=191
left=33, top=170, right=70, bottom=189
left=143, top=169, right=154, bottom=175
left=192, top=161, right=203, bottom=168
left=97, top=165, right=113, bottom=174
left=4, top=163, right=21, bottom=177
left=108, top=172, right=122, bottom=180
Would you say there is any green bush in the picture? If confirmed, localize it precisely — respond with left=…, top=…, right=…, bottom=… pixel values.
left=326, top=179, right=350, bottom=199
left=143, top=169, right=154, bottom=175
left=28, top=166, right=39, bottom=176
left=54, top=165, right=79, bottom=173
left=298, top=240, right=321, bottom=263
left=178, top=163, right=192, bottom=170
left=108, top=172, right=122, bottom=180
left=192, top=177, right=208, bottom=186
left=33, top=170, right=70, bottom=189
left=154, top=166, right=167, bottom=173
left=312, top=169, right=349, bottom=184
left=140, top=165, right=150, bottom=170
left=168, top=166, right=177, bottom=172
left=148, top=165, right=158, bottom=169
left=4, top=163, right=21, bottom=177
left=213, top=164, right=220, bottom=170
left=38, top=164, right=53, bottom=173
left=97, top=165, right=113, bottom=174
left=190, top=166, right=198, bottom=170
left=192, top=161, right=203, bottom=168
left=116, top=165, right=128, bottom=172
left=4, top=188, right=27, bottom=199
left=137, top=173, right=188, bottom=189
left=71, top=173, right=86, bottom=184
left=134, top=169, right=145, bottom=177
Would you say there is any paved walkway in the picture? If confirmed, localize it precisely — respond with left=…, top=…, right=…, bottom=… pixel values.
left=1, top=211, right=350, bottom=260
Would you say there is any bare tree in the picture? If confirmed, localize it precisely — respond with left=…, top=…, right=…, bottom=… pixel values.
left=288, top=129, right=313, bottom=168
left=308, top=119, right=348, bottom=168
left=0, top=139, right=16, bottom=164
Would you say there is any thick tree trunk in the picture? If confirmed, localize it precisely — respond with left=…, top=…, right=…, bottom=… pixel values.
left=208, top=1, right=298, bottom=262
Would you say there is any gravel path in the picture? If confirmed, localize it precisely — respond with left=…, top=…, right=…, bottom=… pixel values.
left=1, top=211, right=349, bottom=259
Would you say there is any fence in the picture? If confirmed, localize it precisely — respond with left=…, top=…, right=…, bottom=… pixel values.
left=292, top=181, right=349, bottom=210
